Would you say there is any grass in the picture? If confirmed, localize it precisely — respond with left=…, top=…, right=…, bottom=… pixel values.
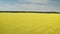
left=0, top=13, right=60, bottom=34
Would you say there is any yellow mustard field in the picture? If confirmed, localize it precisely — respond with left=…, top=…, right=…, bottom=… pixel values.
left=0, top=13, right=60, bottom=34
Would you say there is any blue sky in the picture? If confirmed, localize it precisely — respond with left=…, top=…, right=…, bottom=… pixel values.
left=0, top=0, right=60, bottom=11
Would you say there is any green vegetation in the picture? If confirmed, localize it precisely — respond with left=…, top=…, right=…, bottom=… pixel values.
left=0, top=11, right=60, bottom=13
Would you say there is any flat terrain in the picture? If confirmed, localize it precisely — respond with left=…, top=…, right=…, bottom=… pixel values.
left=0, top=13, right=60, bottom=34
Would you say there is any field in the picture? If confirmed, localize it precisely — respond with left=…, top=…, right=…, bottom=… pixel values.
left=0, top=13, right=60, bottom=34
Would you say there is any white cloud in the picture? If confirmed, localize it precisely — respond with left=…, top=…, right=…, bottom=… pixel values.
left=0, top=4, right=59, bottom=11
left=0, top=0, right=60, bottom=11
left=18, top=0, right=48, bottom=3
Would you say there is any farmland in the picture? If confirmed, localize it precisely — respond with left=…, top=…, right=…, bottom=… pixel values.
left=0, top=12, right=60, bottom=34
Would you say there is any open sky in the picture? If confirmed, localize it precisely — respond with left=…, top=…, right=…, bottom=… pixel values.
left=0, top=0, right=60, bottom=11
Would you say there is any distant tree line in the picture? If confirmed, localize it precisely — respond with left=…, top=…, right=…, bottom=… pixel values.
left=0, top=11, right=60, bottom=13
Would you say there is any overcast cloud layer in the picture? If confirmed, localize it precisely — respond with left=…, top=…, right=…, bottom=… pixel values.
left=0, top=0, right=60, bottom=11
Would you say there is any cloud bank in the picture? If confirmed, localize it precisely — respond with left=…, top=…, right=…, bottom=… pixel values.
left=0, top=0, right=60, bottom=11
